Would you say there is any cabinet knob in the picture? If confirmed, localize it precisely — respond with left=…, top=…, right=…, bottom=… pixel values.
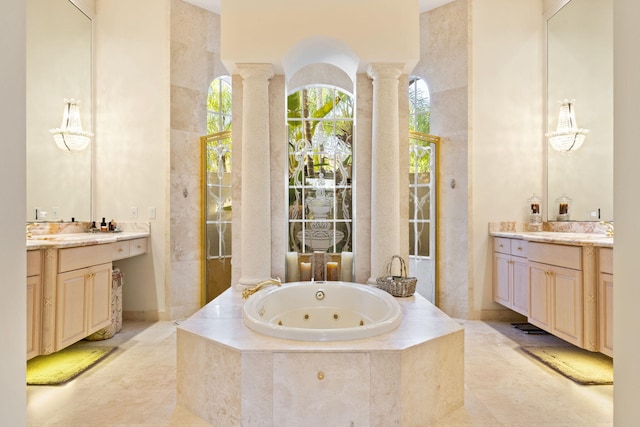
left=499, top=244, right=504, bottom=248
left=118, top=248, right=124, bottom=253
left=516, top=247, right=522, bottom=251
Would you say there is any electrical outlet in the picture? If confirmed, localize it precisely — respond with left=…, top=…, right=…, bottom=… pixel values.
left=130, top=206, right=138, bottom=219
left=148, top=207, right=156, bottom=219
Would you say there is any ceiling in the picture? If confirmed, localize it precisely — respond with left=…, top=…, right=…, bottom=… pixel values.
left=183, top=0, right=454, bottom=15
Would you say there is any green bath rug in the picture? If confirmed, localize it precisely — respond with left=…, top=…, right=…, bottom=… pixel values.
left=27, top=346, right=117, bottom=385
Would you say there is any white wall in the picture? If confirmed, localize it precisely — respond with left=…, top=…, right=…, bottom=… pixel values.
left=95, top=0, right=171, bottom=319
left=614, top=0, right=640, bottom=423
left=0, top=0, right=26, bottom=423
left=471, top=0, right=544, bottom=318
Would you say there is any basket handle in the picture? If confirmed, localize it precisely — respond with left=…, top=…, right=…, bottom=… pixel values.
left=386, top=255, right=407, bottom=277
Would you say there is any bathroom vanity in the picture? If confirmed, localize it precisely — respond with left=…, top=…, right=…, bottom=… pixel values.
left=26, top=228, right=149, bottom=359
left=491, top=228, right=613, bottom=356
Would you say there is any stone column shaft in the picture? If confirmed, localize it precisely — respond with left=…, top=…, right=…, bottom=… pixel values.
left=237, top=64, right=274, bottom=286
left=367, top=63, right=403, bottom=283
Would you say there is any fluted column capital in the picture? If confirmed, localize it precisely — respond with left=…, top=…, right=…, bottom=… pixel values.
left=236, top=63, right=274, bottom=82
left=367, top=63, right=404, bottom=81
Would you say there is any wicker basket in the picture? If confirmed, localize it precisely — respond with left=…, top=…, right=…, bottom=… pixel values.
left=375, top=255, right=417, bottom=297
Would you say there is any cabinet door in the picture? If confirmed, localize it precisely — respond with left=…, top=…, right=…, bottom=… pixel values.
left=56, top=270, right=89, bottom=350
left=511, top=256, right=529, bottom=316
left=551, top=265, right=583, bottom=347
left=493, top=252, right=511, bottom=306
left=27, top=275, right=41, bottom=360
left=87, top=263, right=113, bottom=334
left=599, top=272, right=614, bottom=357
left=528, top=262, right=550, bottom=330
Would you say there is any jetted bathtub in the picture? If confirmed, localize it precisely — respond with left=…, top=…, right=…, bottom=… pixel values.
left=242, top=281, right=403, bottom=341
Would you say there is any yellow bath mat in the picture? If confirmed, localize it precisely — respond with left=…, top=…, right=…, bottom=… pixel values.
left=521, top=345, right=613, bottom=385
left=27, top=346, right=116, bottom=385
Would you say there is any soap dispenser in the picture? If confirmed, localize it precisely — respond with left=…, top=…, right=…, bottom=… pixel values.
left=100, top=217, right=108, bottom=232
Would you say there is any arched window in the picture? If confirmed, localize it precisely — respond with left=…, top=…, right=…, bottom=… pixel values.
left=287, top=85, right=354, bottom=281
left=207, top=75, right=232, bottom=133
left=203, top=76, right=233, bottom=302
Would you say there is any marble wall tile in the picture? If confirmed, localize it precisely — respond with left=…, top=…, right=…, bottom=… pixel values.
left=401, top=332, right=465, bottom=426
left=273, top=352, right=371, bottom=426
left=170, top=85, right=208, bottom=134
left=370, top=352, right=402, bottom=426
left=177, top=331, right=242, bottom=426
left=241, top=353, right=273, bottom=426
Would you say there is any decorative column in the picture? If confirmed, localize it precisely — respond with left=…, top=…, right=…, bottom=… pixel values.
left=367, top=63, right=404, bottom=284
left=237, top=64, right=274, bottom=287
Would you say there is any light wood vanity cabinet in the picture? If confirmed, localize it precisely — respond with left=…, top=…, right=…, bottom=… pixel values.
left=493, top=237, right=529, bottom=316
left=528, top=242, right=584, bottom=347
left=27, top=250, right=42, bottom=360
left=55, top=245, right=112, bottom=351
left=493, top=233, right=611, bottom=354
left=599, top=248, right=613, bottom=357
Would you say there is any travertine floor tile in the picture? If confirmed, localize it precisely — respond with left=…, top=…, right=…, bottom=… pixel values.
left=27, top=320, right=613, bottom=426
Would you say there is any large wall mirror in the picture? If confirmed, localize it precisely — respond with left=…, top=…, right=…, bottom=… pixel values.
left=546, top=0, right=613, bottom=222
left=26, top=0, right=93, bottom=222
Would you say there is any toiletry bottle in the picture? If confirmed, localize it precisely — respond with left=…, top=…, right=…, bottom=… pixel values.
left=100, top=217, right=108, bottom=232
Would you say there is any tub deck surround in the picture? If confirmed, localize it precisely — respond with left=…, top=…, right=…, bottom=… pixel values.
left=177, top=287, right=464, bottom=426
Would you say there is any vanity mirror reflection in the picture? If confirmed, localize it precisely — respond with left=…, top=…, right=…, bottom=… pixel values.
left=26, top=0, right=93, bottom=222
left=546, top=0, right=613, bottom=221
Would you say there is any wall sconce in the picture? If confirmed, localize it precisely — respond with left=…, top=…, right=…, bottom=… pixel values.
left=49, top=98, right=93, bottom=152
left=545, top=99, right=589, bottom=152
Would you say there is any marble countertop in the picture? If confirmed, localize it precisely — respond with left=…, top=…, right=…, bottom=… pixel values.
left=26, top=231, right=150, bottom=250
left=490, top=230, right=613, bottom=248
left=178, top=287, right=464, bottom=352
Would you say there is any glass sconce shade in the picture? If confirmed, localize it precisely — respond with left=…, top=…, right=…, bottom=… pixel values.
left=545, top=99, right=589, bottom=152
left=50, top=99, right=93, bottom=152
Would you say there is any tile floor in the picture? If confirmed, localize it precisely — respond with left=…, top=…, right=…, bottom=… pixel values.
left=27, top=320, right=613, bottom=426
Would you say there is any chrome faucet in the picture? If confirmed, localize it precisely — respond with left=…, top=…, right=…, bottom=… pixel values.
left=600, top=221, right=614, bottom=237
left=241, top=277, right=282, bottom=300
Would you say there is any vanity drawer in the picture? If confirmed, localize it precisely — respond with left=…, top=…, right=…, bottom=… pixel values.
left=112, top=241, right=130, bottom=260
left=27, top=250, right=42, bottom=277
left=510, top=240, right=527, bottom=257
left=494, top=237, right=511, bottom=254
left=112, top=238, right=148, bottom=261
left=527, top=242, right=581, bottom=270
left=128, top=238, right=147, bottom=257
left=58, top=244, right=112, bottom=273
left=600, top=248, right=613, bottom=274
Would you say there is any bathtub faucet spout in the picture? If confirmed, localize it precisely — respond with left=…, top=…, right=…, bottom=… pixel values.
left=242, top=278, right=282, bottom=300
